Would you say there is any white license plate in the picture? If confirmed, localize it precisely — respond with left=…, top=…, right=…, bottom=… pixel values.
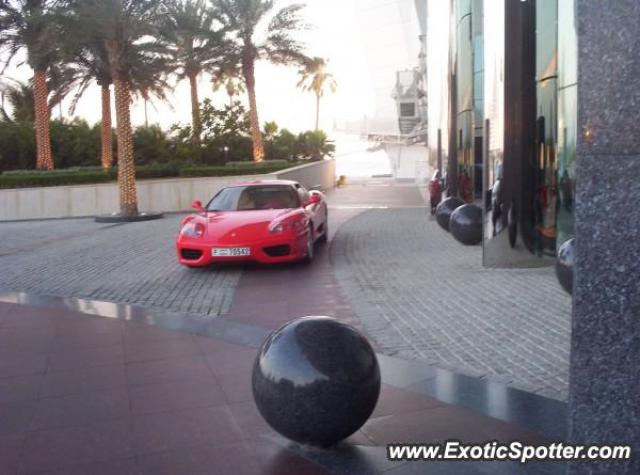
left=212, top=247, right=251, bottom=257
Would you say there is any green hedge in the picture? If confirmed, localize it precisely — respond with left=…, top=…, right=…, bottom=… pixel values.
left=0, top=162, right=299, bottom=189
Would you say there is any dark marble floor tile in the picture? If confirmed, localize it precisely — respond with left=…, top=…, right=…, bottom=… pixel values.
left=371, top=384, right=444, bottom=419
left=137, top=442, right=261, bottom=475
left=30, top=389, right=129, bottom=430
left=0, top=434, right=25, bottom=475
left=0, top=374, right=41, bottom=404
left=124, top=336, right=201, bottom=363
left=2, top=309, right=61, bottom=329
left=21, top=419, right=134, bottom=473
left=0, top=302, right=14, bottom=319
left=361, top=405, right=541, bottom=447
left=409, top=375, right=567, bottom=441
left=122, top=322, right=190, bottom=345
left=216, top=370, right=254, bottom=404
left=55, top=315, right=122, bottom=337
left=205, top=354, right=255, bottom=381
left=383, top=459, right=566, bottom=475
left=199, top=341, right=257, bottom=377
left=130, top=380, right=226, bottom=415
left=46, top=345, right=125, bottom=373
left=49, top=331, right=123, bottom=354
left=0, top=353, right=48, bottom=379
left=40, top=457, right=141, bottom=475
left=249, top=437, right=332, bottom=475
left=227, top=400, right=273, bottom=439
left=0, top=400, right=36, bottom=436
left=126, top=355, right=215, bottom=387
left=39, top=364, right=127, bottom=399
left=132, top=405, right=244, bottom=455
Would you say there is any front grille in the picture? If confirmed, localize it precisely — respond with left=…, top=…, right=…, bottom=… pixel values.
left=263, top=245, right=291, bottom=257
left=181, top=249, right=203, bottom=260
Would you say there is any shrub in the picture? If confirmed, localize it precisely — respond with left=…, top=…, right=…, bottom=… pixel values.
left=50, top=119, right=102, bottom=169
left=0, top=121, right=36, bottom=172
left=0, top=162, right=299, bottom=189
left=133, top=125, right=172, bottom=165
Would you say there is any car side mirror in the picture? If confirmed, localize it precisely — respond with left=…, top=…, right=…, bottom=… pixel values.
left=305, top=194, right=321, bottom=206
left=192, top=200, right=204, bottom=212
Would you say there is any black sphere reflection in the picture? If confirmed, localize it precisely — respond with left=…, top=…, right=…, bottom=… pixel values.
left=556, top=238, right=575, bottom=295
left=435, top=197, right=465, bottom=232
left=252, top=317, right=381, bottom=447
left=450, top=204, right=483, bottom=245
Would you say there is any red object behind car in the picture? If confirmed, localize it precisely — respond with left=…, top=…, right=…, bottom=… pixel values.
left=176, top=180, right=328, bottom=266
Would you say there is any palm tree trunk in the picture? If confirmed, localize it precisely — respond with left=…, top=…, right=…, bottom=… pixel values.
left=315, top=93, right=321, bottom=131
left=100, top=84, right=113, bottom=169
left=188, top=72, right=201, bottom=144
left=33, top=70, right=54, bottom=170
left=113, top=78, right=138, bottom=216
left=243, top=60, right=265, bottom=162
left=144, top=99, right=149, bottom=127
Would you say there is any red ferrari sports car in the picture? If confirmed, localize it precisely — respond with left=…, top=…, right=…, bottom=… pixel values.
left=176, top=180, right=328, bottom=267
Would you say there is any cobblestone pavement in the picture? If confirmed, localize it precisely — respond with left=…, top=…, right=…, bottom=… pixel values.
left=0, top=215, right=240, bottom=317
left=330, top=207, right=572, bottom=401
left=0, top=179, right=572, bottom=400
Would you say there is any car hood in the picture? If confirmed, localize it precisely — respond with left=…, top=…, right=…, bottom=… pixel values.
left=202, top=209, right=298, bottom=243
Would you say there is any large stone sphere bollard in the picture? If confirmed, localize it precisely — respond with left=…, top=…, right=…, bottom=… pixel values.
left=555, top=238, right=575, bottom=295
left=450, top=204, right=483, bottom=245
left=436, top=197, right=465, bottom=232
left=252, top=317, right=381, bottom=447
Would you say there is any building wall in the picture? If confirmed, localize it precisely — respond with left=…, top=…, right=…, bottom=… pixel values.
left=426, top=0, right=451, bottom=178
left=426, top=0, right=576, bottom=268
left=556, top=0, right=577, bottom=249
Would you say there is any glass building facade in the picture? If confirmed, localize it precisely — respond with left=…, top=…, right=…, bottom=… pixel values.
left=424, top=0, right=577, bottom=268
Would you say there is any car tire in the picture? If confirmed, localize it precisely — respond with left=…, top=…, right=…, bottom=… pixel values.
left=319, top=212, right=329, bottom=244
left=302, top=227, right=315, bottom=264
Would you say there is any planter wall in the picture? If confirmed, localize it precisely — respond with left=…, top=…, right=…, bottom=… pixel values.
left=0, top=159, right=336, bottom=221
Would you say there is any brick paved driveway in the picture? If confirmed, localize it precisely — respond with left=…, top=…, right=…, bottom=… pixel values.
left=0, top=179, right=572, bottom=400
left=0, top=216, right=240, bottom=318
left=330, top=207, right=572, bottom=401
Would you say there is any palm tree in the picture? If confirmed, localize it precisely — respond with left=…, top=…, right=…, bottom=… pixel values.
left=211, top=61, right=245, bottom=107
left=130, top=49, right=173, bottom=128
left=214, top=0, right=308, bottom=162
left=57, top=7, right=172, bottom=170
left=297, top=57, right=336, bottom=131
left=0, top=74, right=68, bottom=123
left=0, top=79, right=35, bottom=123
left=49, top=31, right=115, bottom=168
left=0, top=0, right=59, bottom=170
left=163, top=0, right=226, bottom=143
left=66, top=0, right=168, bottom=217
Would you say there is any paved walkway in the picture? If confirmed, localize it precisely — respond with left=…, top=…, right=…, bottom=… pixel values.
left=0, top=295, right=564, bottom=475
left=0, top=217, right=240, bottom=318
left=331, top=206, right=571, bottom=401
left=0, top=178, right=571, bottom=400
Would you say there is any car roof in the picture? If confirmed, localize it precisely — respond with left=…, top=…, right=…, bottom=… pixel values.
left=227, top=179, right=299, bottom=188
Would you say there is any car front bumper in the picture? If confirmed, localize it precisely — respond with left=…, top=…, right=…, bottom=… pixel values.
left=176, top=233, right=309, bottom=267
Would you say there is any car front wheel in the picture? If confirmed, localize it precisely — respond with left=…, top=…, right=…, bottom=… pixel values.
left=302, top=227, right=315, bottom=264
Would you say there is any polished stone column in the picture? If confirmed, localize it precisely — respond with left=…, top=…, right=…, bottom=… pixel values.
left=568, top=1, right=640, bottom=473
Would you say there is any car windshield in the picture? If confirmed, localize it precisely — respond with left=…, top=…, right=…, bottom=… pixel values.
left=207, top=185, right=300, bottom=211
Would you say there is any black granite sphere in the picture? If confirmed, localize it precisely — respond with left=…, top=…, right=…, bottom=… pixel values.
left=450, top=204, right=483, bottom=245
left=556, top=238, right=575, bottom=295
left=252, top=316, right=381, bottom=447
left=435, top=197, right=465, bottom=232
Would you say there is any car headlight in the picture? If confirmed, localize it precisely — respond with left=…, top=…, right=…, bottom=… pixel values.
left=181, top=222, right=205, bottom=238
left=269, top=218, right=305, bottom=234
left=269, top=222, right=287, bottom=234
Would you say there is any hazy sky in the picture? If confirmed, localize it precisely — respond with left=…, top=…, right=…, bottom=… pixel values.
left=2, top=0, right=420, bottom=134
